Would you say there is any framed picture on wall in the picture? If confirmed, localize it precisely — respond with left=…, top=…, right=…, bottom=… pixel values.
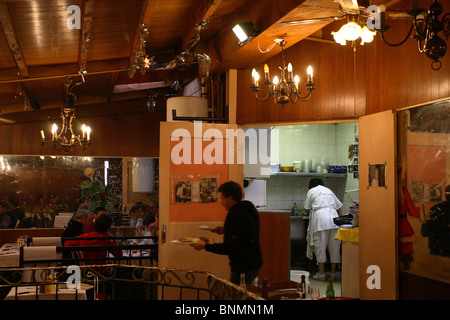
left=199, top=177, right=218, bottom=203
left=174, top=180, right=192, bottom=203
left=368, top=163, right=386, bottom=188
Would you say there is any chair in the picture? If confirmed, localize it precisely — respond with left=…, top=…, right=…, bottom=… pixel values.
left=32, top=237, right=62, bottom=247
left=19, top=246, right=62, bottom=283
left=246, top=283, right=263, bottom=297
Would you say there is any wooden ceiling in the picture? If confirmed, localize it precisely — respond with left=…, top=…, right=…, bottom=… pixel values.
left=0, top=0, right=410, bottom=124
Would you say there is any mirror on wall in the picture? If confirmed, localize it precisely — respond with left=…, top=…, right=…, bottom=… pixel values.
left=0, top=155, right=158, bottom=228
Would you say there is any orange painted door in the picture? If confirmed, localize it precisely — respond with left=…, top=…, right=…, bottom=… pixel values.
left=158, top=121, right=244, bottom=280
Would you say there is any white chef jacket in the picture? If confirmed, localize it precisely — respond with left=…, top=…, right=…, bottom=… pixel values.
left=304, top=185, right=342, bottom=235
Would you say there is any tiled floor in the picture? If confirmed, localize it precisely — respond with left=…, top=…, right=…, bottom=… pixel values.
left=290, top=270, right=341, bottom=299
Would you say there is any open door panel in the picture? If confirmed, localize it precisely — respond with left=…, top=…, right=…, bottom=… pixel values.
left=359, top=110, right=398, bottom=300
left=159, top=121, right=243, bottom=282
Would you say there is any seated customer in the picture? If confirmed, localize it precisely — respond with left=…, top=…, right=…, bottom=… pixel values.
left=64, top=214, right=122, bottom=265
left=84, top=206, right=107, bottom=233
left=61, top=209, right=91, bottom=245
left=0, top=200, right=18, bottom=229
left=136, top=213, right=159, bottom=245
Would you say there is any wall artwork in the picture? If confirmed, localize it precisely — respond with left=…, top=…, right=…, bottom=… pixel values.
left=172, top=175, right=219, bottom=204
left=174, top=180, right=192, bottom=203
left=169, top=136, right=229, bottom=223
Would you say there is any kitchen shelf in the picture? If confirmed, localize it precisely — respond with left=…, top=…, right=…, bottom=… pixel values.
left=270, top=172, right=347, bottom=178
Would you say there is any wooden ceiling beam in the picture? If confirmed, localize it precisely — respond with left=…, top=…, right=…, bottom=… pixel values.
left=19, top=82, right=40, bottom=110
left=0, top=2, right=28, bottom=78
left=203, top=0, right=340, bottom=73
left=0, top=59, right=130, bottom=84
left=128, top=0, right=154, bottom=64
left=181, top=0, right=223, bottom=50
left=0, top=92, right=170, bottom=125
left=78, top=0, right=95, bottom=71
left=106, top=72, right=120, bottom=102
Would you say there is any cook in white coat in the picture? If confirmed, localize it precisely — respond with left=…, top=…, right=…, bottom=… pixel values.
left=304, top=178, right=342, bottom=280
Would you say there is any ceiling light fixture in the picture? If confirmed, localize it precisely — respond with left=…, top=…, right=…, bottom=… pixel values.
left=250, top=39, right=314, bottom=105
left=332, top=14, right=376, bottom=46
left=232, top=22, right=259, bottom=46
left=40, top=77, right=91, bottom=154
left=377, top=0, right=450, bottom=70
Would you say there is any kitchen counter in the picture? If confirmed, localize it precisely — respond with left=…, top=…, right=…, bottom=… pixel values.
left=257, top=209, right=290, bottom=213
left=290, top=215, right=310, bottom=220
left=257, top=209, right=310, bottom=219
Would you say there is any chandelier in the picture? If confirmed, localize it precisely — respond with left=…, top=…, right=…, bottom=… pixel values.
left=250, top=39, right=314, bottom=105
left=129, top=24, right=150, bottom=78
left=378, top=0, right=450, bottom=70
left=40, top=77, right=91, bottom=154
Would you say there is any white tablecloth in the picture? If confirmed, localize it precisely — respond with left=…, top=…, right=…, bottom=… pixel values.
left=0, top=243, right=20, bottom=267
left=5, top=285, right=87, bottom=300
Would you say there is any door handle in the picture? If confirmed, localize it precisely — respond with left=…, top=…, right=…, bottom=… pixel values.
left=162, top=225, right=166, bottom=243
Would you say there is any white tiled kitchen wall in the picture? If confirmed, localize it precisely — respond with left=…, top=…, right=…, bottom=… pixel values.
left=265, top=122, right=359, bottom=214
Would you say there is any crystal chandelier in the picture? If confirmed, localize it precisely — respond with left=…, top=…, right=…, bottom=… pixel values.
left=128, top=24, right=150, bottom=78
left=40, top=77, right=91, bottom=154
left=250, top=39, right=314, bottom=105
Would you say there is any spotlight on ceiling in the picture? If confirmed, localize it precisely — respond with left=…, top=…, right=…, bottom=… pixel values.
left=232, top=22, right=259, bottom=46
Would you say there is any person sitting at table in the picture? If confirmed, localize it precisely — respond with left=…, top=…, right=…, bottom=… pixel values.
left=129, top=203, right=145, bottom=226
left=60, top=209, right=91, bottom=265
left=136, top=212, right=159, bottom=244
left=65, top=214, right=121, bottom=300
left=61, top=209, right=91, bottom=245
left=8, top=198, right=25, bottom=225
left=84, top=206, right=107, bottom=233
left=0, top=200, right=18, bottom=229
left=64, top=214, right=122, bottom=265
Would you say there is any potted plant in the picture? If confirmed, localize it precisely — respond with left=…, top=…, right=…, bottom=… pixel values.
left=79, top=180, right=119, bottom=213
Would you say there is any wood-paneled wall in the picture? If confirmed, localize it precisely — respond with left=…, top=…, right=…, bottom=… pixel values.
left=0, top=105, right=165, bottom=157
left=236, top=0, right=450, bottom=124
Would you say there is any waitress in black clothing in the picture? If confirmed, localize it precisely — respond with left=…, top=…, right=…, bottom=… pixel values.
left=193, top=181, right=263, bottom=285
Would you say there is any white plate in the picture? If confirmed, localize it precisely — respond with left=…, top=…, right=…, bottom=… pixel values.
left=171, top=238, right=200, bottom=245
left=198, top=226, right=214, bottom=231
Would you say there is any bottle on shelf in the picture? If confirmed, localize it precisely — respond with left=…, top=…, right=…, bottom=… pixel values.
left=292, top=203, right=298, bottom=216
left=45, top=271, right=57, bottom=294
left=300, top=275, right=306, bottom=299
left=239, top=273, right=248, bottom=297
left=326, top=278, right=335, bottom=299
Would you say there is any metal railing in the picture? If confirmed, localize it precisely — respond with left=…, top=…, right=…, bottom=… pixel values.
left=0, top=265, right=263, bottom=300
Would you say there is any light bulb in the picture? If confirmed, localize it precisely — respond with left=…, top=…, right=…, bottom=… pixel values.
left=360, top=26, right=376, bottom=45
left=332, top=30, right=346, bottom=45
left=232, top=24, right=248, bottom=43
left=341, top=21, right=362, bottom=42
left=294, top=75, right=300, bottom=90
left=273, top=76, right=279, bottom=85
left=252, top=68, right=258, bottom=85
left=307, top=66, right=313, bottom=84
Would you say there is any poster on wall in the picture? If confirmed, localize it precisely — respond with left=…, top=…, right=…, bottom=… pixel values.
left=172, top=175, right=219, bottom=204
left=199, top=177, right=218, bottom=203
left=174, top=180, right=192, bottom=203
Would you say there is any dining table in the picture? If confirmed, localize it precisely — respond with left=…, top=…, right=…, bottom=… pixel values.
left=4, top=284, right=87, bottom=300
left=0, top=243, right=20, bottom=268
